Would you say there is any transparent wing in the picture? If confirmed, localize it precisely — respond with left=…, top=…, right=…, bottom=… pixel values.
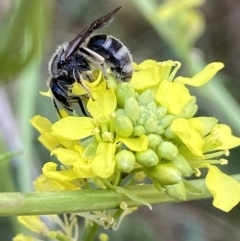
left=64, top=6, right=121, bottom=60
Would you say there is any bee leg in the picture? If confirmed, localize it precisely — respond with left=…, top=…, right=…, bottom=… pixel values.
left=82, top=70, right=94, bottom=82
left=67, top=96, right=88, bottom=116
left=73, top=68, right=95, bottom=100
left=53, top=98, right=62, bottom=118
left=79, top=47, right=109, bottom=80
left=78, top=98, right=87, bottom=116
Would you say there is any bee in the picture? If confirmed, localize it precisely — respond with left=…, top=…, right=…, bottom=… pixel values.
left=48, top=6, right=133, bottom=116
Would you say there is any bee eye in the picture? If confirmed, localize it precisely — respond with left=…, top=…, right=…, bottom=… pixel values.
left=58, top=60, right=65, bottom=69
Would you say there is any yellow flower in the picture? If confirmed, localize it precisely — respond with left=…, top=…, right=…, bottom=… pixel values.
left=31, top=58, right=240, bottom=213
left=17, top=216, right=68, bottom=240
left=30, top=115, right=78, bottom=151
left=42, top=162, right=79, bottom=182
left=52, top=145, right=96, bottom=178
left=156, top=63, right=224, bottom=115
left=172, top=117, right=240, bottom=168
left=18, top=216, right=52, bottom=236
left=204, top=124, right=240, bottom=152
left=34, top=174, right=80, bottom=191
left=131, top=60, right=181, bottom=91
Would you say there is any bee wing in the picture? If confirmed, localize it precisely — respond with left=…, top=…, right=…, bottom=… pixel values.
left=64, top=6, right=121, bottom=60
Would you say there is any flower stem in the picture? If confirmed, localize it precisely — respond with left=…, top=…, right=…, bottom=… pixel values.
left=82, top=220, right=99, bottom=241
left=0, top=174, right=240, bottom=216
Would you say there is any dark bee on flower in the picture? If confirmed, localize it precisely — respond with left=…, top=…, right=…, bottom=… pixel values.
left=48, top=6, right=133, bottom=116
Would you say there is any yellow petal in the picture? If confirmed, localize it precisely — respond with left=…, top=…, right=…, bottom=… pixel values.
left=174, top=63, right=224, bottom=86
left=34, top=174, right=80, bottom=191
left=18, top=216, right=49, bottom=235
left=40, top=88, right=52, bottom=97
left=89, top=76, right=107, bottom=90
left=73, top=158, right=95, bottom=178
left=38, top=134, right=58, bottom=152
left=87, top=88, right=116, bottom=119
left=42, top=162, right=78, bottom=181
left=13, top=234, right=35, bottom=241
left=204, top=165, right=240, bottom=212
left=72, top=71, right=104, bottom=95
left=156, top=80, right=192, bottom=115
left=92, top=142, right=116, bottom=178
left=116, top=135, right=148, bottom=151
left=58, top=109, right=69, bottom=118
left=212, top=124, right=240, bottom=150
left=30, top=115, right=52, bottom=134
left=52, top=116, right=95, bottom=140
left=138, top=59, right=159, bottom=69
left=171, top=119, right=204, bottom=157
left=57, top=137, right=79, bottom=150
left=72, top=82, right=86, bottom=95
left=51, top=148, right=79, bottom=165
left=189, top=117, right=218, bottom=136
left=131, top=60, right=160, bottom=90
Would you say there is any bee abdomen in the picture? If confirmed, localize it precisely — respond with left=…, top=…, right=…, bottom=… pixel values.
left=86, top=34, right=133, bottom=81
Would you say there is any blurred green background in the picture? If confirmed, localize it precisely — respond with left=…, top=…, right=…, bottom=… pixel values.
left=0, top=0, right=240, bottom=240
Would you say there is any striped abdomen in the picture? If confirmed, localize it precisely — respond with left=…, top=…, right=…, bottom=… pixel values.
left=86, top=34, right=133, bottom=82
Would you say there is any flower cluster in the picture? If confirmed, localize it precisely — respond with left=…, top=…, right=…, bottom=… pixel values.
left=31, top=60, right=240, bottom=212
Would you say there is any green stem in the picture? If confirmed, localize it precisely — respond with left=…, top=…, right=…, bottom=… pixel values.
left=82, top=220, right=99, bottom=241
left=0, top=174, right=239, bottom=216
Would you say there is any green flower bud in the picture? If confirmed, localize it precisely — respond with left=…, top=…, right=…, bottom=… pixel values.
left=145, top=163, right=182, bottom=185
left=138, top=89, right=154, bottom=105
left=156, top=141, right=178, bottom=161
left=134, top=171, right=146, bottom=182
left=144, top=117, right=158, bottom=133
left=147, top=134, right=163, bottom=148
left=114, top=115, right=133, bottom=137
left=135, top=92, right=139, bottom=99
left=134, top=125, right=146, bottom=136
left=160, top=114, right=175, bottom=128
left=116, top=83, right=135, bottom=107
left=136, top=118, right=145, bottom=125
left=171, top=154, right=193, bottom=177
left=165, top=181, right=186, bottom=200
left=155, top=125, right=165, bottom=134
left=139, top=105, right=145, bottom=113
left=115, top=150, right=136, bottom=173
left=164, top=127, right=176, bottom=139
left=115, top=109, right=125, bottom=117
left=153, top=181, right=165, bottom=192
left=156, top=106, right=167, bottom=119
left=125, top=97, right=140, bottom=121
left=146, top=102, right=156, bottom=113
left=135, top=149, right=159, bottom=167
